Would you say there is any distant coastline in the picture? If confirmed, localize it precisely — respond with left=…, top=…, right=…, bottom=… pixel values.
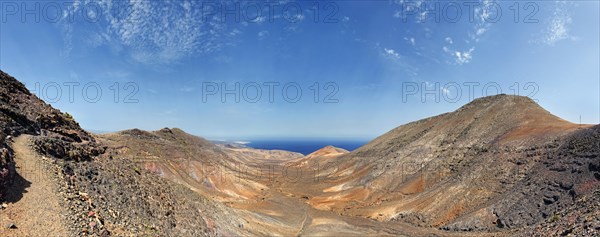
left=244, top=139, right=368, bottom=155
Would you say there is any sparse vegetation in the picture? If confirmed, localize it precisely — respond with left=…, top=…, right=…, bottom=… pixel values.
left=549, top=213, right=560, bottom=223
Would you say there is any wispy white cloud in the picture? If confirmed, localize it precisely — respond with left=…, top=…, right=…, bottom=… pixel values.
left=404, top=37, right=416, bottom=46
left=441, top=86, right=451, bottom=96
left=393, top=0, right=425, bottom=21
left=229, top=29, right=242, bottom=37
left=86, top=32, right=111, bottom=48
left=423, top=81, right=453, bottom=98
left=443, top=46, right=475, bottom=65
left=258, top=30, right=269, bottom=40
left=379, top=46, right=418, bottom=77
left=391, top=0, right=493, bottom=65
left=253, top=16, right=266, bottom=24
left=469, top=0, right=495, bottom=42
left=540, top=1, right=575, bottom=45
left=62, top=0, right=235, bottom=64
left=544, top=17, right=570, bottom=45
left=417, top=11, right=428, bottom=23
left=383, top=48, right=401, bottom=59
left=475, top=27, right=487, bottom=37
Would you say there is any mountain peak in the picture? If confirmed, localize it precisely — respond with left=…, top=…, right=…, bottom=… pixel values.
left=306, top=145, right=349, bottom=158
left=357, top=94, right=580, bottom=157
left=456, top=94, right=539, bottom=112
left=452, top=94, right=573, bottom=132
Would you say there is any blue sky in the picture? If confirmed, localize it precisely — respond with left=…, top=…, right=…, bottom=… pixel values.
left=1, top=0, right=598, bottom=140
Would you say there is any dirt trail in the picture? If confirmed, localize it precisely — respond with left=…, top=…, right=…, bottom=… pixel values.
left=0, top=135, right=70, bottom=237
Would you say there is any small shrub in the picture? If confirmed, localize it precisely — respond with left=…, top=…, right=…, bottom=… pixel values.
left=549, top=213, right=560, bottom=223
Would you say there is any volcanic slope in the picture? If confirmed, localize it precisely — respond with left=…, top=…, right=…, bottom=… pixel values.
left=281, top=94, right=599, bottom=235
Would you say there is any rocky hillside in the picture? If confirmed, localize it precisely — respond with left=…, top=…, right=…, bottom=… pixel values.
left=94, top=128, right=483, bottom=236
left=96, top=128, right=303, bottom=202
left=283, top=94, right=599, bottom=235
left=0, top=70, right=101, bottom=200
left=0, top=70, right=249, bottom=236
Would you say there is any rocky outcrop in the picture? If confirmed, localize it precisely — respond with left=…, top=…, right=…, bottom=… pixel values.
left=0, top=141, right=15, bottom=200
left=32, top=137, right=105, bottom=161
left=0, top=70, right=103, bottom=200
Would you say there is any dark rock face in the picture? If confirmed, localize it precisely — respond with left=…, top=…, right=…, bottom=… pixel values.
left=55, top=154, right=216, bottom=236
left=0, top=71, right=93, bottom=142
left=0, top=143, right=15, bottom=200
left=31, top=137, right=105, bottom=162
left=490, top=125, right=600, bottom=231
left=0, top=70, right=103, bottom=200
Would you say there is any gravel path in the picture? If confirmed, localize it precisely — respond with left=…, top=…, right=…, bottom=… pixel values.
left=0, top=135, right=70, bottom=237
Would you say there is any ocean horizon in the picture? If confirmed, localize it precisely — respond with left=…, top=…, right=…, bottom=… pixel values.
left=244, top=139, right=368, bottom=155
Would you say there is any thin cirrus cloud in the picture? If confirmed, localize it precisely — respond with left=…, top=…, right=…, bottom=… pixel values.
left=469, top=0, right=495, bottom=42
left=383, top=48, right=401, bottom=59
left=445, top=37, right=453, bottom=44
left=391, top=0, right=494, bottom=66
left=62, top=0, right=235, bottom=64
left=443, top=46, right=475, bottom=65
left=381, top=46, right=419, bottom=77
left=405, top=37, right=416, bottom=46
left=258, top=30, right=269, bottom=40
left=541, top=1, right=575, bottom=45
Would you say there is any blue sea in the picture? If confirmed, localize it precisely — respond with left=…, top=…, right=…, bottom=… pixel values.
left=245, top=139, right=368, bottom=155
